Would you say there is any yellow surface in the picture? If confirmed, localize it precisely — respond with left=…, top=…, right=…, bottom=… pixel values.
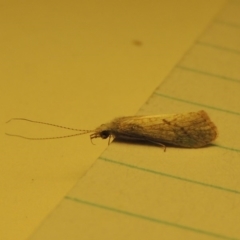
left=0, top=1, right=226, bottom=239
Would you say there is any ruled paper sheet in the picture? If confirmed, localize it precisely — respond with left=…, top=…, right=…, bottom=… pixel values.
left=29, top=1, right=240, bottom=239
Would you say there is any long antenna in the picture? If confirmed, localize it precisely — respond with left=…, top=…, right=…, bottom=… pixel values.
left=6, top=118, right=92, bottom=132
left=5, top=131, right=93, bottom=140
left=6, top=118, right=95, bottom=140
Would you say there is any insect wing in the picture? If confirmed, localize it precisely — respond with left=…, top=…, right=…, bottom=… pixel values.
left=118, top=111, right=217, bottom=147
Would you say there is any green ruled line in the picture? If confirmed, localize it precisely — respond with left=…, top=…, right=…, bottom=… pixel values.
left=216, top=144, right=240, bottom=153
left=197, top=41, right=240, bottom=55
left=99, top=157, right=240, bottom=194
left=177, top=66, right=240, bottom=83
left=215, top=20, right=240, bottom=29
left=65, top=196, right=240, bottom=240
left=154, top=92, right=240, bottom=116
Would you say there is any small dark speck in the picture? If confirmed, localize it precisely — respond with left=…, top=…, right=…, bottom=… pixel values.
left=132, top=40, right=143, bottom=46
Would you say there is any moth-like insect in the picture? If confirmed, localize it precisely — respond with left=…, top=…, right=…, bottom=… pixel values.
left=6, top=110, right=217, bottom=150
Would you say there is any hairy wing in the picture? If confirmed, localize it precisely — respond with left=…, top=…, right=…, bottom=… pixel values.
left=115, top=111, right=217, bottom=147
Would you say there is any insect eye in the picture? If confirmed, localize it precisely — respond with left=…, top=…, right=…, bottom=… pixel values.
left=100, top=130, right=110, bottom=139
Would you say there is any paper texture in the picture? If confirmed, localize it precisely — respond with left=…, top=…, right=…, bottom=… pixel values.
left=28, top=1, right=240, bottom=239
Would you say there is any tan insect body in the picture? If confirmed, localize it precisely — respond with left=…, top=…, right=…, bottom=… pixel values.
left=6, top=110, right=217, bottom=149
left=91, top=110, right=217, bottom=148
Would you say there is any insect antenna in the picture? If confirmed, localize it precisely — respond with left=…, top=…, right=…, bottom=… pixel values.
left=5, top=132, right=93, bottom=140
left=6, top=118, right=94, bottom=140
left=6, top=118, right=91, bottom=132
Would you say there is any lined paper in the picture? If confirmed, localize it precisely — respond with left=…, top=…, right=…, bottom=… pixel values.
left=29, top=1, right=240, bottom=239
